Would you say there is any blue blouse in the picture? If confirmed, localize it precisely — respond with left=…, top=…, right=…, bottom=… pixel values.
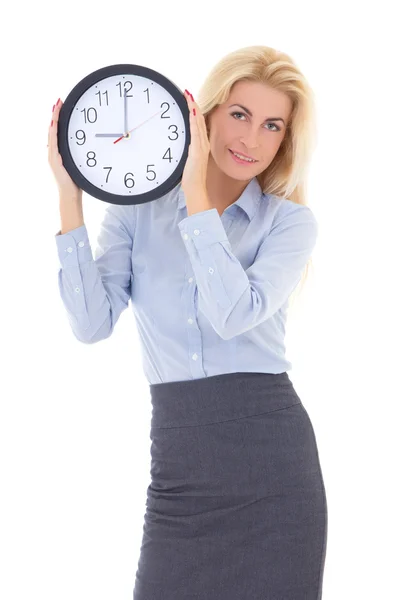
left=55, top=177, right=318, bottom=384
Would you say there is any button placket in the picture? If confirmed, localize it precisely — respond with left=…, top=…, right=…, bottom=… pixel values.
left=76, top=241, right=85, bottom=292
left=184, top=227, right=214, bottom=276
left=182, top=226, right=231, bottom=308
left=65, top=242, right=85, bottom=301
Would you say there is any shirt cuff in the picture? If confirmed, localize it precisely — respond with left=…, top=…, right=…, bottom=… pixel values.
left=55, top=224, right=93, bottom=268
left=178, top=208, right=228, bottom=250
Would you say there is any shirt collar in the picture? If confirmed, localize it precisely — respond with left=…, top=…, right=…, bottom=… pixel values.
left=177, top=176, right=264, bottom=221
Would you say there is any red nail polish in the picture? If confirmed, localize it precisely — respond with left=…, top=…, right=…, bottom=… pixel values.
left=51, top=120, right=53, bottom=127
left=52, top=104, right=55, bottom=112
left=193, top=108, right=196, bottom=116
left=56, top=98, right=60, bottom=106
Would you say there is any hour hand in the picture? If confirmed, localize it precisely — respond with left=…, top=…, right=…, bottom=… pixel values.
left=95, top=133, right=125, bottom=137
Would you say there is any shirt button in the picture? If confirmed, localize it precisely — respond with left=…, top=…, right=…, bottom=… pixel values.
left=67, top=247, right=73, bottom=253
left=194, top=229, right=200, bottom=235
left=208, top=267, right=214, bottom=274
left=183, top=233, right=189, bottom=240
left=75, top=287, right=80, bottom=293
left=192, top=353, right=198, bottom=361
left=188, top=318, right=193, bottom=324
left=188, top=277, right=193, bottom=283
left=78, top=241, right=85, bottom=247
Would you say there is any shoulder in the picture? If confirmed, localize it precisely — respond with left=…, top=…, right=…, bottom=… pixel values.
left=258, top=193, right=318, bottom=253
left=263, top=193, right=318, bottom=229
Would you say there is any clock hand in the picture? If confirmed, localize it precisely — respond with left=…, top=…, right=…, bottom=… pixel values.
left=95, top=133, right=125, bottom=137
left=114, top=108, right=165, bottom=144
left=124, top=90, right=128, bottom=134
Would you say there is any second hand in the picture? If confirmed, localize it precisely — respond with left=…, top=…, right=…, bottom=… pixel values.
left=114, top=108, right=165, bottom=144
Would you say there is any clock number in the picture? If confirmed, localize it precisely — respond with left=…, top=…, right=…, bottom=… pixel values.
left=75, top=130, right=86, bottom=145
left=160, top=102, right=170, bottom=118
left=146, top=165, right=156, bottom=181
left=95, top=90, right=109, bottom=106
left=86, top=151, right=97, bottom=167
left=81, top=108, right=97, bottom=124
left=117, top=81, right=133, bottom=97
left=144, top=88, right=150, bottom=103
left=168, top=124, right=178, bottom=141
left=124, top=173, right=135, bottom=188
left=103, top=167, right=112, bottom=183
left=162, top=148, right=172, bottom=163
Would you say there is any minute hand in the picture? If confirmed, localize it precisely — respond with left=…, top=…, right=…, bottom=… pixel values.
left=114, top=109, right=165, bottom=144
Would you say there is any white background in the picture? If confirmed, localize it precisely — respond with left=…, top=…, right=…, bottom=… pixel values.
left=1, top=1, right=399, bottom=598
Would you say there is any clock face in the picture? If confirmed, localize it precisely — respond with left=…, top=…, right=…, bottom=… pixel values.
left=58, top=64, right=190, bottom=206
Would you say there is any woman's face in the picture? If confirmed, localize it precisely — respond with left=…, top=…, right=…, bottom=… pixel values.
left=206, top=80, right=293, bottom=179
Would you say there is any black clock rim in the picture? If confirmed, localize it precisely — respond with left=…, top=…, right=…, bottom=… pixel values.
left=57, top=63, right=191, bottom=207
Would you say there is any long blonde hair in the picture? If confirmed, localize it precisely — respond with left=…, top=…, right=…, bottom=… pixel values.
left=197, top=45, right=318, bottom=308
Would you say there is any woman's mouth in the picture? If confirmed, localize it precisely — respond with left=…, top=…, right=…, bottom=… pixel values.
left=229, top=149, right=258, bottom=165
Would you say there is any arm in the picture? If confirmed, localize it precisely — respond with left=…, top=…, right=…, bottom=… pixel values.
left=178, top=204, right=318, bottom=340
left=55, top=203, right=135, bottom=343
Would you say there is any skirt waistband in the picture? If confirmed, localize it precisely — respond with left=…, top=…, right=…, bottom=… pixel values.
left=149, top=371, right=302, bottom=428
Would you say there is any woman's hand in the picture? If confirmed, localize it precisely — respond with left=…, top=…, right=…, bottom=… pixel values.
left=181, top=90, right=211, bottom=200
left=48, top=98, right=82, bottom=199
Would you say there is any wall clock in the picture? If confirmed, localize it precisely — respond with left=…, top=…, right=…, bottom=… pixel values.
left=57, top=63, right=190, bottom=206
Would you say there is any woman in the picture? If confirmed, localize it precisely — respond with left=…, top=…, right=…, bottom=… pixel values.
left=49, top=45, right=328, bottom=599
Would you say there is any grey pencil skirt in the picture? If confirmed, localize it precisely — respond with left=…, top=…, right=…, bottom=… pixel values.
left=132, top=371, right=328, bottom=600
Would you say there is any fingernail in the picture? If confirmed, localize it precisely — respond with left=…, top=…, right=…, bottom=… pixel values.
left=56, top=98, right=60, bottom=106
left=193, top=108, right=196, bottom=116
left=52, top=104, right=55, bottom=112
left=51, top=120, right=53, bottom=127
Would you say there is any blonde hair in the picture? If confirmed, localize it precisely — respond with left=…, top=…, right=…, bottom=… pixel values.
left=197, top=45, right=318, bottom=310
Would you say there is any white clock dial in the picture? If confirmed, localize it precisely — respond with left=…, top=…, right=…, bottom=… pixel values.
left=67, top=74, right=187, bottom=196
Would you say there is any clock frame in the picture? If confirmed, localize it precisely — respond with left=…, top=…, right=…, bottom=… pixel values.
left=57, top=63, right=191, bottom=206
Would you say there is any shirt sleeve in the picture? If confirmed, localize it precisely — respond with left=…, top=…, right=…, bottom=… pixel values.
left=55, top=203, right=135, bottom=343
left=178, top=205, right=318, bottom=340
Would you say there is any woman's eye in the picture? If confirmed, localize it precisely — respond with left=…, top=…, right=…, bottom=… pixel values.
left=230, top=111, right=280, bottom=131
